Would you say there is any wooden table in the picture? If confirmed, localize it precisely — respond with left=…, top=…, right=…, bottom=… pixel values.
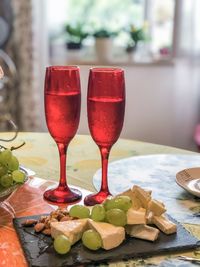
left=0, top=132, right=199, bottom=267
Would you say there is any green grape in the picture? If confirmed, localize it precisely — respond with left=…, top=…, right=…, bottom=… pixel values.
left=0, top=174, right=13, bottom=188
left=53, top=235, right=71, bottom=254
left=106, top=209, right=127, bottom=226
left=0, top=185, right=4, bottom=192
left=82, top=230, right=102, bottom=250
left=69, top=205, right=90, bottom=219
left=91, top=204, right=106, bottom=222
left=103, top=198, right=111, bottom=210
left=12, top=170, right=25, bottom=183
left=0, top=149, right=12, bottom=166
left=7, top=156, right=19, bottom=171
left=104, top=196, right=132, bottom=212
left=0, top=164, right=7, bottom=176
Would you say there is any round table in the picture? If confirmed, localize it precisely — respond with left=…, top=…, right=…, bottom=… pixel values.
left=0, top=132, right=199, bottom=267
left=4, top=132, right=195, bottom=192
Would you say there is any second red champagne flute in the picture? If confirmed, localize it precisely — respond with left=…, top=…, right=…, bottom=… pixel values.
left=84, top=67, right=125, bottom=205
left=43, top=66, right=82, bottom=203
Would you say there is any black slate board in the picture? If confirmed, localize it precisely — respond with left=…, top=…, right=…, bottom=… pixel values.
left=13, top=215, right=200, bottom=267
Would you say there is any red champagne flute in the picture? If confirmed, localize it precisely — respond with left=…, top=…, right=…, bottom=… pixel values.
left=43, top=66, right=82, bottom=203
left=84, top=68, right=125, bottom=205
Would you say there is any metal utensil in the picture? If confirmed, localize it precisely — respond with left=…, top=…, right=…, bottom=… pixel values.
left=178, top=256, right=200, bottom=264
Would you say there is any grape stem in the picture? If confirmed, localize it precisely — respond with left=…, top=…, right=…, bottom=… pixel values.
left=0, top=141, right=26, bottom=151
left=0, top=117, right=18, bottom=142
left=10, top=141, right=26, bottom=151
left=0, top=145, right=7, bottom=150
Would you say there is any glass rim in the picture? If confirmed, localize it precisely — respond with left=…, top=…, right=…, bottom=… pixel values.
left=90, top=67, right=124, bottom=73
left=46, top=65, right=79, bottom=71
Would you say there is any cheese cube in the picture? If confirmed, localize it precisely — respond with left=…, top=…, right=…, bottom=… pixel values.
left=152, top=215, right=177, bottom=234
left=127, top=207, right=146, bottom=225
left=132, top=185, right=151, bottom=208
left=51, top=219, right=88, bottom=244
left=145, top=190, right=152, bottom=195
left=117, top=188, right=143, bottom=210
left=126, top=224, right=159, bottom=241
left=146, top=211, right=154, bottom=224
left=148, top=199, right=166, bottom=216
left=131, top=191, right=143, bottom=210
left=88, top=219, right=125, bottom=250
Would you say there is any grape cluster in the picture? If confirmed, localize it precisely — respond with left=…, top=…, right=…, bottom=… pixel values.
left=0, top=149, right=26, bottom=189
left=54, top=195, right=132, bottom=254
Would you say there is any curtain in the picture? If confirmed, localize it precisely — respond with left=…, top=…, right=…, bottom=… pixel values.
left=174, top=0, right=200, bottom=59
left=10, top=0, right=48, bottom=131
left=172, top=0, right=200, bottom=150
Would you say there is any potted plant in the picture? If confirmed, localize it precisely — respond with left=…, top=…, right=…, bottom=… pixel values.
left=65, top=23, right=89, bottom=50
left=126, top=25, right=145, bottom=53
left=93, top=29, right=117, bottom=62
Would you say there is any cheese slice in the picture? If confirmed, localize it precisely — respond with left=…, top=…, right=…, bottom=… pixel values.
left=51, top=219, right=88, bottom=245
left=148, top=199, right=166, bottom=216
left=88, top=219, right=125, bottom=250
left=126, top=224, right=159, bottom=241
left=152, top=215, right=177, bottom=235
left=127, top=207, right=146, bottom=225
left=132, top=185, right=151, bottom=208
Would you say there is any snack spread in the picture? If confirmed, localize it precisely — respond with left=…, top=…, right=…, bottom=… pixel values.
left=22, top=185, right=177, bottom=255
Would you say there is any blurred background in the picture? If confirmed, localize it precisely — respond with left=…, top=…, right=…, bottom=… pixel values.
left=0, top=0, right=200, bottom=151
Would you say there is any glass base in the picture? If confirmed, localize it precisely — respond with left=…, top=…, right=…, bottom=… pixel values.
left=84, top=191, right=111, bottom=206
left=43, top=186, right=82, bottom=204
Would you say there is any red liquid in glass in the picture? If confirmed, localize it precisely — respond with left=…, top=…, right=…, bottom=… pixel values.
left=44, top=92, right=81, bottom=203
left=45, top=92, right=81, bottom=143
left=84, top=97, right=125, bottom=206
left=88, top=96, right=125, bottom=147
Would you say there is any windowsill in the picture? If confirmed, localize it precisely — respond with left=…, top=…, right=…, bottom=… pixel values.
left=50, top=44, right=174, bottom=67
left=63, top=58, right=174, bottom=67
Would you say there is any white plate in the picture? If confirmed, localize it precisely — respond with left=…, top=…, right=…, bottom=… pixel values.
left=176, top=167, right=200, bottom=198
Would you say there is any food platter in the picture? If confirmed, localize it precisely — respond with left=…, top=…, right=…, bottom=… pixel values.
left=13, top=214, right=200, bottom=267
left=13, top=182, right=200, bottom=267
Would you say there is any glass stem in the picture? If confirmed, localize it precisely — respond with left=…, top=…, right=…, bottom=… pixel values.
left=99, top=146, right=111, bottom=194
left=57, top=142, right=69, bottom=190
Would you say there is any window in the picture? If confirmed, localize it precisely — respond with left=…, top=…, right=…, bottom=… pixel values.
left=47, top=0, right=144, bottom=32
left=46, top=0, right=175, bottom=63
left=149, top=0, right=175, bottom=53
